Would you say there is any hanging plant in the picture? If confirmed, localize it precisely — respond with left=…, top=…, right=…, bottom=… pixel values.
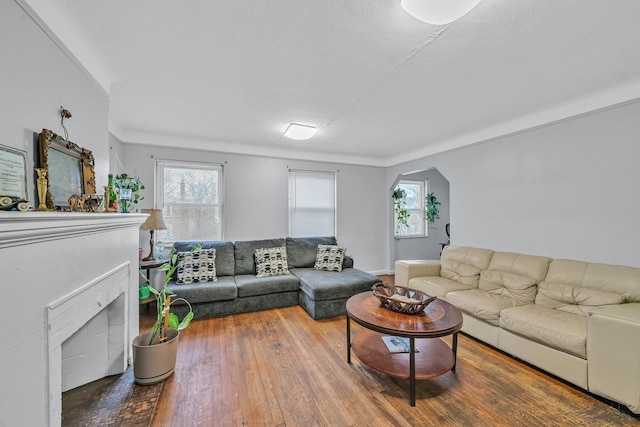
left=425, top=192, right=441, bottom=224
left=114, top=173, right=145, bottom=213
left=392, top=188, right=409, bottom=229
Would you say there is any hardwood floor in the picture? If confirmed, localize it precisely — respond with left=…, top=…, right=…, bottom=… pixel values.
left=146, top=294, right=639, bottom=426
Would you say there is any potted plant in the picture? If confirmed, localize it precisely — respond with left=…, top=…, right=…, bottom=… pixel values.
left=392, top=188, right=409, bottom=231
left=132, top=246, right=195, bottom=385
left=113, top=173, right=145, bottom=213
left=425, top=192, right=441, bottom=224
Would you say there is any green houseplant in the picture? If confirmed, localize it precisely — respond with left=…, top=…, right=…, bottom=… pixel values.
left=113, top=173, right=145, bottom=213
left=392, top=188, right=409, bottom=231
left=425, top=192, right=441, bottom=224
left=132, top=245, right=196, bottom=385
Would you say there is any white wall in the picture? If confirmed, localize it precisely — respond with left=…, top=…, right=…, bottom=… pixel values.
left=1, top=1, right=110, bottom=201
left=387, top=99, right=640, bottom=268
left=0, top=2, right=132, bottom=426
left=119, top=143, right=389, bottom=273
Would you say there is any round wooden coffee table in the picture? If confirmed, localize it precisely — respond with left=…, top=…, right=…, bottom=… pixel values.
left=346, top=291, right=463, bottom=406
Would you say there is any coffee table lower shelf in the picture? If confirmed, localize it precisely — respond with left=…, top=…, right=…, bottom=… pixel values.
left=351, top=329, right=455, bottom=380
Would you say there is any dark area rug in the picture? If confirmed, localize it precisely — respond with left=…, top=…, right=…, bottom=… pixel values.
left=62, top=367, right=162, bottom=426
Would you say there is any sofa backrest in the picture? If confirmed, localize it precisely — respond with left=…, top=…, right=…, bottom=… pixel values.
left=479, top=252, right=552, bottom=304
left=440, top=246, right=494, bottom=287
left=286, top=236, right=337, bottom=268
left=535, top=259, right=640, bottom=315
left=171, top=241, right=235, bottom=278
left=234, top=238, right=286, bottom=275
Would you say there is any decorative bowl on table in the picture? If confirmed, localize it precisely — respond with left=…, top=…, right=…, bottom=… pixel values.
left=371, top=283, right=437, bottom=315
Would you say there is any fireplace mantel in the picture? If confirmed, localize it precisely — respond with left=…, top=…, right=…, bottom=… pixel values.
left=0, top=211, right=146, bottom=427
left=0, top=212, right=147, bottom=248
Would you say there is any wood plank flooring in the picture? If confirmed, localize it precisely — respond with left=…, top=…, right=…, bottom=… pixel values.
left=147, top=300, right=639, bottom=426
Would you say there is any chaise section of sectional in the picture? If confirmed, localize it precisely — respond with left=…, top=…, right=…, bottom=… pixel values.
left=286, top=236, right=382, bottom=320
left=294, top=267, right=382, bottom=320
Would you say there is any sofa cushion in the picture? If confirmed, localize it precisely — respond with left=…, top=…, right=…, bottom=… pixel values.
left=445, top=289, right=518, bottom=326
left=440, top=246, right=494, bottom=287
left=254, top=246, right=290, bottom=278
left=286, top=236, right=337, bottom=268
left=500, top=304, right=587, bottom=359
left=545, top=259, right=640, bottom=303
left=235, top=274, right=300, bottom=298
left=407, top=276, right=474, bottom=299
left=535, top=281, right=626, bottom=315
left=172, top=241, right=235, bottom=277
left=176, top=248, right=217, bottom=284
left=479, top=270, right=537, bottom=304
left=234, top=238, right=286, bottom=275
left=313, top=245, right=346, bottom=272
left=293, top=268, right=380, bottom=301
left=167, top=276, right=237, bottom=304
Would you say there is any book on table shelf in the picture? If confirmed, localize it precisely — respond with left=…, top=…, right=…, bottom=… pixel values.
left=381, top=336, right=419, bottom=353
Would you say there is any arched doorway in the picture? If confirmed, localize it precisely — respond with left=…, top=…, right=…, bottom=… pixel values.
left=390, top=167, right=450, bottom=261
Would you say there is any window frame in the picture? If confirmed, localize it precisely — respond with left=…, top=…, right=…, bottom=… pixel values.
left=394, top=179, right=427, bottom=238
left=288, top=169, right=337, bottom=238
left=154, top=159, right=224, bottom=243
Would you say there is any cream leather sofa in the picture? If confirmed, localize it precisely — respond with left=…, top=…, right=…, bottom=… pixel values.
left=395, top=246, right=640, bottom=414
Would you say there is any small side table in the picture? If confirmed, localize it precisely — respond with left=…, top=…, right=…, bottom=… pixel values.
left=139, top=258, right=169, bottom=310
left=140, top=258, right=170, bottom=283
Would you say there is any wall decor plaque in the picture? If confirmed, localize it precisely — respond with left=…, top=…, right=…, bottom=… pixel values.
left=0, top=144, right=29, bottom=201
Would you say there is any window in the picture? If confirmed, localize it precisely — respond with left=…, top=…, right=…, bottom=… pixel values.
left=288, top=170, right=336, bottom=237
left=394, top=180, right=426, bottom=237
left=155, top=160, right=223, bottom=242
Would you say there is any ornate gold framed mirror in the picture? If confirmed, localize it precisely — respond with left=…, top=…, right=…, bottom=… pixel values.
left=39, top=129, right=96, bottom=210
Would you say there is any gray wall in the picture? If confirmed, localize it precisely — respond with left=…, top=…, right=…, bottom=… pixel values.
left=119, top=143, right=389, bottom=273
left=387, top=99, right=640, bottom=268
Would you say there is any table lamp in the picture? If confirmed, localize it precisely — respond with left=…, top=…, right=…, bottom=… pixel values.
left=140, top=208, right=167, bottom=261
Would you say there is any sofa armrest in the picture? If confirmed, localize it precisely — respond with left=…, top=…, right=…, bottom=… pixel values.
left=587, top=303, right=640, bottom=414
left=394, top=260, right=441, bottom=287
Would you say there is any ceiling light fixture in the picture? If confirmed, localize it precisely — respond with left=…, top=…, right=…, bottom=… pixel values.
left=401, top=0, right=483, bottom=25
left=284, top=123, right=317, bottom=141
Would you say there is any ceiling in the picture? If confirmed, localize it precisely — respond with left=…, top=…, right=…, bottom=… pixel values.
left=25, top=0, right=640, bottom=166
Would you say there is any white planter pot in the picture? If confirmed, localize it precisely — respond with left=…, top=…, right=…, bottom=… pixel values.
left=132, top=328, right=179, bottom=385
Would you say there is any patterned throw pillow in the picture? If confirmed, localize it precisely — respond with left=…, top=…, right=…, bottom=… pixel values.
left=255, top=246, right=290, bottom=278
left=313, top=245, right=346, bottom=272
left=176, top=248, right=217, bottom=284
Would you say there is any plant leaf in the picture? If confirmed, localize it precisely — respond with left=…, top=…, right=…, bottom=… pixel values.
left=167, top=313, right=179, bottom=329
left=178, top=312, right=194, bottom=330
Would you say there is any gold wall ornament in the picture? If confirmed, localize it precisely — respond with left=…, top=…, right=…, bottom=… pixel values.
left=34, top=168, right=50, bottom=211
left=39, top=129, right=96, bottom=210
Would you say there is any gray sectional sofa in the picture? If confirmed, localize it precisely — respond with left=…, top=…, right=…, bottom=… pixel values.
left=165, top=236, right=381, bottom=320
left=395, top=246, right=640, bottom=415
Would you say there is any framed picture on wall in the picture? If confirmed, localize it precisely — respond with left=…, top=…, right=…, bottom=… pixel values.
left=0, top=144, right=29, bottom=201
left=39, top=129, right=96, bottom=210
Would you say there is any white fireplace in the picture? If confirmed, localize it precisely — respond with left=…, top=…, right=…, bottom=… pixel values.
left=0, top=212, right=146, bottom=427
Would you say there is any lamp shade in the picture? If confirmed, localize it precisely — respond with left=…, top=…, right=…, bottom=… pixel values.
left=140, top=208, right=167, bottom=231
left=401, top=0, right=483, bottom=25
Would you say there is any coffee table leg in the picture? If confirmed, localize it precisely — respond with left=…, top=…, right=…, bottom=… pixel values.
left=346, top=315, right=351, bottom=364
left=410, top=337, right=416, bottom=406
left=452, top=332, right=458, bottom=371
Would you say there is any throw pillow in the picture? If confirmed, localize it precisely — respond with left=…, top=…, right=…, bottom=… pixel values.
left=313, top=245, right=346, bottom=272
left=255, top=246, right=290, bottom=278
left=176, top=248, right=217, bottom=284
